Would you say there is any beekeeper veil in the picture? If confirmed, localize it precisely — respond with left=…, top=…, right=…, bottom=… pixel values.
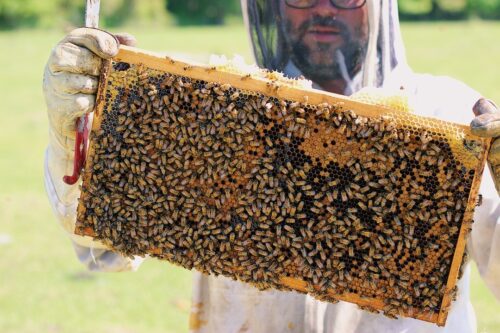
left=241, top=0, right=408, bottom=95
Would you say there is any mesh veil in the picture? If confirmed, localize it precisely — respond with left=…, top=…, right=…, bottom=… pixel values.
left=241, top=0, right=409, bottom=94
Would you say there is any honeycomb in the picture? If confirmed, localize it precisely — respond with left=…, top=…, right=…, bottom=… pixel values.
left=76, top=46, right=490, bottom=326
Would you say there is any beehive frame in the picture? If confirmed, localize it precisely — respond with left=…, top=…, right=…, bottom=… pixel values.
left=76, top=45, right=490, bottom=326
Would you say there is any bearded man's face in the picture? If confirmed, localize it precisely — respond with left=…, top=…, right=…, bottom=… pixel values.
left=281, top=1, right=369, bottom=82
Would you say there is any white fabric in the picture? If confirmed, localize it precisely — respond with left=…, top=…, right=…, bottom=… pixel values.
left=44, top=143, right=106, bottom=249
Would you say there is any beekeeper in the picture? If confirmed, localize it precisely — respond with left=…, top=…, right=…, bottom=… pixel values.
left=43, top=0, right=499, bottom=332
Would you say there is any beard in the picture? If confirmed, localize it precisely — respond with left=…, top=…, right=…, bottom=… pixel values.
left=284, top=15, right=367, bottom=82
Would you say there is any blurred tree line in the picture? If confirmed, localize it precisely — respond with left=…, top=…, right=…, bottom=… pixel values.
left=399, top=0, right=500, bottom=20
left=166, top=0, right=241, bottom=25
left=0, top=0, right=169, bottom=29
left=0, top=0, right=499, bottom=29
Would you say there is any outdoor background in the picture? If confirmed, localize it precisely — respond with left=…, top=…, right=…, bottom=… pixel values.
left=0, top=0, right=499, bottom=332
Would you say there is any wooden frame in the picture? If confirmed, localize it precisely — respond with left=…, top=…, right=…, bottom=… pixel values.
left=78, top=45, right=490, bottom=326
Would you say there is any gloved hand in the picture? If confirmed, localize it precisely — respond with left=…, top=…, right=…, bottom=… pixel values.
left=43, top=28, right=136, bottom=248
left=44, top=28, right=136, bottom=142
left=471, top=98, right=500, bottom=196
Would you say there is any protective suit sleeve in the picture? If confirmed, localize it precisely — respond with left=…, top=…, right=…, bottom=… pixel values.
left=469, top=169, right=500, bottom=300
left=44, top=147, right=144, bottom=272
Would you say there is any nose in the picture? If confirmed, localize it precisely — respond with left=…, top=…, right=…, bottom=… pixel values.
left=313, top=0, right=341, bottom=16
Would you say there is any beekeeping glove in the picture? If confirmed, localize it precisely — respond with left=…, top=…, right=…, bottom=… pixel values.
left=471, top=98, right=500, bottom=196
left=43, top=28, right=136, bottom=249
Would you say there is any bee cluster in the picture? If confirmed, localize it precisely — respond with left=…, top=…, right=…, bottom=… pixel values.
left=77, top=59, right=484, bottom=325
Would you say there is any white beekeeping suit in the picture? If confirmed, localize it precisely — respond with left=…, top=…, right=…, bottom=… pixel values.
left=189, top=1, right=500, bottom=332
left=42, top=1, right=499, bottom=333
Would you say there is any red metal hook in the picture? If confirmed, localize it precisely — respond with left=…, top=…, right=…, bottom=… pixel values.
left=63, top=115, right=89, bottom=185
left=62, top=1, right=99, bottom=185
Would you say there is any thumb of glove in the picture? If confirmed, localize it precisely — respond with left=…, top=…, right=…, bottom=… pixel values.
left=471, top=98, right=500, bottom=138
left=115, top=33, right=137, bottom=47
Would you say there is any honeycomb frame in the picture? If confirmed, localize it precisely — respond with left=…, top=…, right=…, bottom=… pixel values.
left=76, top=45, right=490, bottom=326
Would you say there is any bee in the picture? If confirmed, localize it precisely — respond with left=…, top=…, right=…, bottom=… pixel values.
left=476, top=194, right=483, bottom=207
left=163, top=56, right=176, bottom=64
left=463, top=139, right=482, bottom=156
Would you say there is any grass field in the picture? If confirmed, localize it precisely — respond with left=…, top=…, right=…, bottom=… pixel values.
left=0, top=21, right=499, bottom=333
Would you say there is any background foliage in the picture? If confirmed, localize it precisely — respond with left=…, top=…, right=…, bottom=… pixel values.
left=0, top=0, right=169, bottom=29
left=0, top=0, right=499, bottom=29
left=399, top=0, right=500, bottom=19
left=166, top=0, right=241, bottom=25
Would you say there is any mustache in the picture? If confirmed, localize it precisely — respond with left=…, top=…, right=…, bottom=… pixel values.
left=297, top=15, right=350, bottom=38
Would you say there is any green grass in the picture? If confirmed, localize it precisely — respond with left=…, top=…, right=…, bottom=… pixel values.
left=0, top=21, right=499, bottom=333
